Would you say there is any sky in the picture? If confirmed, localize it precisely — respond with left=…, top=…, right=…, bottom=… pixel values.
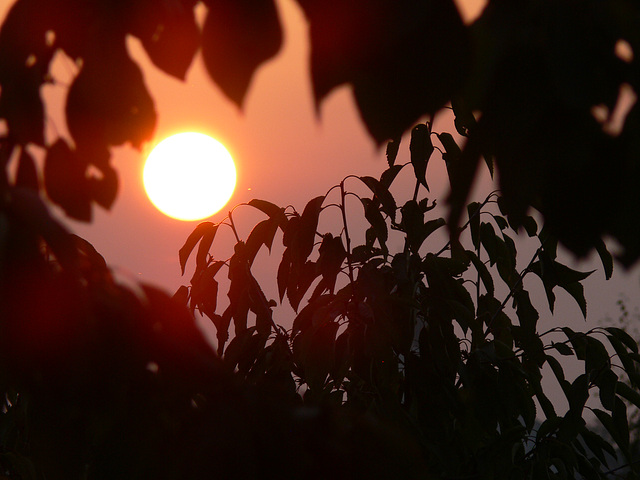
left=2, top=0, right=639, bottom=340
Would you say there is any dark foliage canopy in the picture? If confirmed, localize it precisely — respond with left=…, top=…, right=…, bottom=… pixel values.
left=1, top=0, right=639, bottom=261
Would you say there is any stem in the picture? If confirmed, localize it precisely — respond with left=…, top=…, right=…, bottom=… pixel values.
left=339, top=179, right=355, bottom=285
left=227, top=210, right=241, bottom=243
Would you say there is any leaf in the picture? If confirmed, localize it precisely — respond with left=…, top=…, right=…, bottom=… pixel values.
left=66, top=45, right=156, bottom=150
left=276, top=249, right=291, bottom=302
left=409, top=123, right=433, bottom=190
left=467, top=202, right=481, bottom=249
left=616, top=381, right=640, bottom=410
left=15, top=148, right=39, bottom=190
left=594, top=368, right=618, bottom=411
left=466, top=250, right=494, bottom=297
left=379, top=164, right=404, bottom=189
left=562, top=327, right=588, bottom=360
left=580, top=429, right=617, bottom=468
left=294, top=195, right=325, bottom=263
left=585, top=336, right=611, bottom=376
left=245, top=217, right=279, bottom=264
left=361, top=198, right=388, bottom=248
left=201, top=0, right=282, bottom=107
left=179, top=222, right=215, bottom=275
left=359, top=176, right=397, bottom=219
left=248, top=198, right=287, bottom=226
left=301, top=0, right=469, bottom=143
left=521, top=215, right=538, bottom=237
left=128, top=0, right=200, bottom=80
left=196, top=223, right=218, bottom=270
left=43, top=140, right=91, bottom=221
left=317, top=234, right=346, bottom=293
left=6, top=187, right=78, bottom=273
left=89, top=164, right=118, bottom=210
left=386, top=137, right=400, bottom=166
left=551, top=342, right=573, bottom=356
left=605, top=327, right=638, bottom=353
left=594, top=238, right=613, bottom=280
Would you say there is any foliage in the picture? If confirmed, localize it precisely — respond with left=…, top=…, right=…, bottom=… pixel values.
left=2, top=0, right=640, bottom=478
left=2, top=0, right=640, bottom=261
left=177, top=125, right=640, bottom=479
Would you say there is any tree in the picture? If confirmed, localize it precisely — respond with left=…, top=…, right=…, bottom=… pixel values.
left=177, top=122, right=640, bottom=479
left=2, top=1, right=640, bottom=479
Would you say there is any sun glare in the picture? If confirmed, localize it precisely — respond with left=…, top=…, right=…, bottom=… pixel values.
left=143, top=132, right=237, bottom=221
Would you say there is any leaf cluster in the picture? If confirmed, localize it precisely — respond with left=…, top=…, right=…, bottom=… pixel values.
left=178, top=129, right=639, bottom=479
left=3, top=0, right=640, bottom=261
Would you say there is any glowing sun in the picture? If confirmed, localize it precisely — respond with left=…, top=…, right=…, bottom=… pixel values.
left=143, top=132, right=237, bottom=221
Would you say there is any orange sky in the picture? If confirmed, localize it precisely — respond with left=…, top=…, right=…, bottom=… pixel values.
left=1, top=0, right=638, bottom=339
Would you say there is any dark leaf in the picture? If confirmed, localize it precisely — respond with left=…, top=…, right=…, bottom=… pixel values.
left=379, top=164, right=404, bottom=189
left=89, top=164, right=118, bottom=210
left=616, top=381, right=640, bottom=410
left=594, top=238, right=613, bottom=280
left=386, top=138, right=400, bottom=166
left=128, top=0, right=200, bottom=80
left=7, top=187, right=78, bottom=273
left=277, top=249, right=291, bottom=302
left=605, top=327, right=638, bottom=354
left=15, top=148, right=39, bottom=190
left=521, top=215, right=538, bottom=237
left=66, top=46, right=156, bottom=150
left=466, top=250, right=494, bottom=297
left=301, top=0, right=468, bottom=143
left=173, top=285, right=189, bottom=305
left=201, top=0, right=282, bottom=106
left=409, top=123, right=433, bottom=190
left=467, top=202, right=481, bottom=249
left=562, top=327, right=588, bottom=360
left=179, top=221, right=215, bottom=275
left=245, top=217, right=279, bottom=264
left=44, top=140, right=91, bottom=221
left=196, top=223, right=218, bottom=270
left=317, top=234, right=346, bottom=293
left=361, top=198, right=388, bottom=248
left=294, top=195, right=324, bottom=263
left=580, top=429, right=617, bottom=468
left=585, top=336, right=610, bottom=376
left=248, top=199, right=288, bottom=228
left=551, top=342, right=573, bottom=356
left=594, top=368, right=617, bottom=411
left=359, top=176, right=397, bottom=219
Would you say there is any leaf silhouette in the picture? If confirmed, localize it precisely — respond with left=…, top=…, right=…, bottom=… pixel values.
left=179, top=222, right=216, bottom=275
left=127, top=0, right=200, bottom=80
left=201, top=0, right=282, bottom=107
left=359, top=176, right=396, bottom=220
left=90, top=164, right=118, bottom=210
left=15, top=148, right=39, bottom=190
left=300, top=0, right=469, bottom=143
left=409, top=124, right=433, bottom=190
left=44, top=140, right=92, bottom=221
left=196, top=223, right=219, bottom=270
left=66, top=44, right=156, bottom=151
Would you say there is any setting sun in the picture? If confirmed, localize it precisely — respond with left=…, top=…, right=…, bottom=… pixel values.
left=143, top=132, right=237, bottom=221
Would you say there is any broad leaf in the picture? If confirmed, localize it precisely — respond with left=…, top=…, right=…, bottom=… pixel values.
left=128, top=0, right=200, bottom=80
left=44, top=140, right=91, bottom=221
left=202, top=0, right=282, bottom=106
left=409, top=123, right=433, bottom=190
left=359, top=176, right=397, bottom=220
left=179, top=222, right=215, bottom=275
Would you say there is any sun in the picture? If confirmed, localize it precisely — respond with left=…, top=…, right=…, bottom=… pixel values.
left=143, top=132, right=237, bottom=221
